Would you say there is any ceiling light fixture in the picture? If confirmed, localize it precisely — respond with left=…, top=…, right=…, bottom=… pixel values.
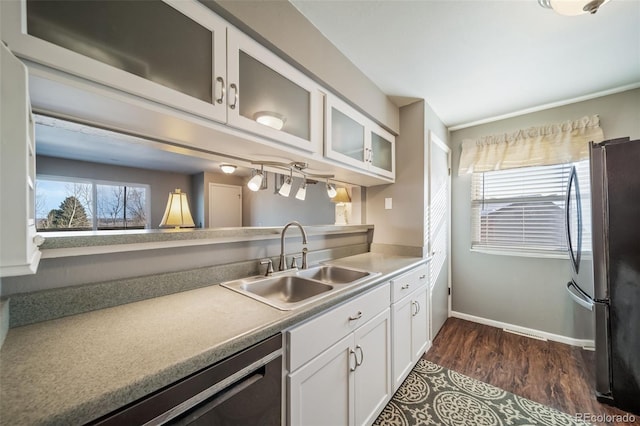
left=326, top=181, right=337, bottom=198
left=279, top=169, right=293, bottom=197
left=295, top=181, right=307, bottom=201
left=219, top=164, right=237, bottom=174
left=247, top=166, right=264, bottom=192
left=254, top=111, right=286, bottom=130
left=538, top=0, right=611, bottom=15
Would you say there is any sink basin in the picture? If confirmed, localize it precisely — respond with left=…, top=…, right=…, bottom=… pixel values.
left=221, top=264, right=379, bottom=310
left=239, top=276, right=333, bottom=303
left=221, top=275, right=334, bottom=310
left=297, top=265, right=370, bottom=284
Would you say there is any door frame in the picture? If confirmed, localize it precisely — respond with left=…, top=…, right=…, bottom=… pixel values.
left=427, top=130, right=452, bottom=317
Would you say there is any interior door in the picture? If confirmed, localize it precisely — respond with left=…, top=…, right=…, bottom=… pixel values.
left=208, top=183, right=242, bottom=227
left=428, top=131, right=451, bottom=341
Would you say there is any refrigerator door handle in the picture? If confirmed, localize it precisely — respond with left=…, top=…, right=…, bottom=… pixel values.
left=566, top=281, right=594, bottom=311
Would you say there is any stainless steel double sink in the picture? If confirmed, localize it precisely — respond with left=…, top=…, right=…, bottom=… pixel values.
left=220, top=265, right=378, bottom=310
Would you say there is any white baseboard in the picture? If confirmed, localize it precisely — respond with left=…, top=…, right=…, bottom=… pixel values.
left=450, top=311, right=595, bottom=348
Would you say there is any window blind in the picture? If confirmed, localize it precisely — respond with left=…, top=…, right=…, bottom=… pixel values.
left=471, top=161, right=591, bottom=254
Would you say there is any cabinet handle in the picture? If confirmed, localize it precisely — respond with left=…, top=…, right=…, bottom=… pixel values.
left=401, top=284, right=410, bottom=290
left=355, top=345, right=364, bottom=367
left=419, top=274, right=426, bottom=280
left=229, top=83, right=238, bottom=109
left=348, top=311, right=363, bottom=321
left=412, top=301, right=419, bottom=317
left=416, top=301, right=421, bottom=315
left=369, top=148, right=373, bottom=164
left=216, top=76, right=225, bottom=104
left=349, top=349, right=358, bottom=372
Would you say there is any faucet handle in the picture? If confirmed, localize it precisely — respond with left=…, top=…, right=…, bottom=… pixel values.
left=290, top=255, right=302, bottom=269
left=260, top=259, right=274, bottom=276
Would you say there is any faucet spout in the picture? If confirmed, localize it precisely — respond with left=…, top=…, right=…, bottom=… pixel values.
left=279, top=221, right=308, bottom=271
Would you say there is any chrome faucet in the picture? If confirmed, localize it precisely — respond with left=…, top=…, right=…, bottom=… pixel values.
left=279, top=221, right=308, bottom=271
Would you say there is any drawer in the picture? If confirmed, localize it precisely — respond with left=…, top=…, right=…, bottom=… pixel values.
left=390, top=265, right=428, bottom=303
left=287, top=282, right=390, bottom=372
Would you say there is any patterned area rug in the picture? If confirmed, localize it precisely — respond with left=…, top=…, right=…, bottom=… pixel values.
left=374, top=359, right=592, bottom=425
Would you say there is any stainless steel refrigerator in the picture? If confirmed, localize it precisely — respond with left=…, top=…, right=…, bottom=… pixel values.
left=566, top=137, right=640, bottom=415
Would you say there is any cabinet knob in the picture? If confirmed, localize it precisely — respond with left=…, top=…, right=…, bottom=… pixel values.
left=348, top=311, right=363, bottom=321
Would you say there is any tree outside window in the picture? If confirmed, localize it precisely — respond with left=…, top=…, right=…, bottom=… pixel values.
left=36, top=177, right=149, bottom=231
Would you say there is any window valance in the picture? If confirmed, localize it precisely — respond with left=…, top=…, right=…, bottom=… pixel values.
left=458, top=115, right=604, bottom=175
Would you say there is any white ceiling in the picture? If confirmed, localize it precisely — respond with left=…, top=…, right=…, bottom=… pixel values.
left=290, top=0, right=640, bottom=129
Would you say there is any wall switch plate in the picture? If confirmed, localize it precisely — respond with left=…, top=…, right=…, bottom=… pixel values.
left=385, top=198, right=392, bottom=210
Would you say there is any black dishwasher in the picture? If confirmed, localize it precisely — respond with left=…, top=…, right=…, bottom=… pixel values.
left=91, top=334, right=282, bottom=426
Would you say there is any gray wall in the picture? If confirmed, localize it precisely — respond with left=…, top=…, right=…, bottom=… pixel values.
left=367, top=99, right=449, bottom=256
left=37, top=156, right=192, bottom=228
left=242, top=173, right=335, bottom=226
left=206, top=0, right=399, bottom=134
left=450, top=88, right=640, bottom=340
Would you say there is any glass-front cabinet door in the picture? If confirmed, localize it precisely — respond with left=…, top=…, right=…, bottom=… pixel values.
left=369, top=126, right=395, bottom=179
left=226, top=28, right=322, bottom=154
left=325, top=93, right=396, bottom=181
left=1, top=0, right=228, bottom=123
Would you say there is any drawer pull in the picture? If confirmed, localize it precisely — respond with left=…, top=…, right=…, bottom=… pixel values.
left=419, top=274, right=426, bottom=280
left=401, top=284, right=410, bottom=290
left=348, top=311, right=363, bottom=321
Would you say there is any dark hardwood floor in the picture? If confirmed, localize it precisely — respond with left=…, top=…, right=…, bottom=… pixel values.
left=424, top=318, right=639, bottom=426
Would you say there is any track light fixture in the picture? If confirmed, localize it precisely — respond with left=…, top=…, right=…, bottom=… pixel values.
left=247, top=165, right=264, bottom=192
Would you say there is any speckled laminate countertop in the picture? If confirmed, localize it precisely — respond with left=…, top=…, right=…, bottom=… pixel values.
left=0, top=253, right=426, bottom=425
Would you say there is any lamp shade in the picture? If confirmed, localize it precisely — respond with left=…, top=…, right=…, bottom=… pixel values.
left=295, top=182, right=307, bottom=200
left=159, top=189, right=195, bottom=228
left=331, top=187, right=351, bottom=203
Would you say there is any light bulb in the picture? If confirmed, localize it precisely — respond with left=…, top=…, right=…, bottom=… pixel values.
left=247, top=171, right=263, bottom=191
left=295, top=182, right=307, bottom=200
left=326, top=182, right=337, bottom=198
left=279, top=176, right=292, bottom=197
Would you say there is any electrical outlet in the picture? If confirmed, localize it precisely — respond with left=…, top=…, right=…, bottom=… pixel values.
left=385, top=198, right=392, bottom=210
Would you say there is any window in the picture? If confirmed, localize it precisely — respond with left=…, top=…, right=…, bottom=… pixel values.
left=471, top=161, right=591, bottom=256
left=36, top=176, right=150, bottom=231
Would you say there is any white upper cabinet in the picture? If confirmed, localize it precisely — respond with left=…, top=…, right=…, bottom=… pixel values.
left=0, top=43, right=43, bottom=277
left=1, top=0, right=228, bottom=123
left=325, top=94, right=395, bottom=180
left=226, top=28, right=322, bottom=154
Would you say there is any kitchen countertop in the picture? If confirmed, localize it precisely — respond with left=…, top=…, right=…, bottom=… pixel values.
left=0, top=252, right=426, bottom=425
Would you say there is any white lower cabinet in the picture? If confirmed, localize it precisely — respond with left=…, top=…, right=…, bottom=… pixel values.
left=391, top=266, right=430, bottom=391
left=287, top=283, right=391, bottom=426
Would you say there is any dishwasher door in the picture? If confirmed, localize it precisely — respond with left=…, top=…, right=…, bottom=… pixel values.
left=91, top=334, right=282, bottom=426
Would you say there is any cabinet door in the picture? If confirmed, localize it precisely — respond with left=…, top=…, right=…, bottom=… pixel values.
left=412, top=286, right=430, bottom=361
left=1, top=0, right=227, bottom=123
left=354, top=309, right=391, bottom=426
left=325, top=94, right=367, bottom=170
left=391, top=296, right=414, bottom=392
left=288, top=334, right=354, bottom=426
left=369, top=126, right=395, bottom=179
left=227, top=28, right=322, bottom=154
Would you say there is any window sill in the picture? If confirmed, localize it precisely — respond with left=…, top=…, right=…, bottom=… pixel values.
left=470, top=247, right=569, bottom=260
